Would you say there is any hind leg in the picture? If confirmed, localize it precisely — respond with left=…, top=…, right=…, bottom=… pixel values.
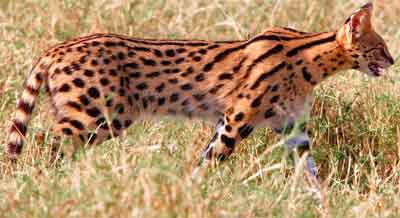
left=52, top=113, right=131, bottom=159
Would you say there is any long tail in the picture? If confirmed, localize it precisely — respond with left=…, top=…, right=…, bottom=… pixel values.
left=6, top=57, right=50, bottom=160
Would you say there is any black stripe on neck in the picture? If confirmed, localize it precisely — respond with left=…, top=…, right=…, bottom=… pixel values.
left=286, top=33, right=337, bottom=57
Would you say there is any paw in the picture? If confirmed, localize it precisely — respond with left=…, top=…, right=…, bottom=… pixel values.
left=285, top=133, right=310, bottom=150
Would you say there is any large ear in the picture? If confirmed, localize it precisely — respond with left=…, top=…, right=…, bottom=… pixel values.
left=338, top=3, right=373, bottom=46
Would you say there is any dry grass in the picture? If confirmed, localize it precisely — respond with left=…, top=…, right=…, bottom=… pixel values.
left=0, top=0, right=400, bottom=217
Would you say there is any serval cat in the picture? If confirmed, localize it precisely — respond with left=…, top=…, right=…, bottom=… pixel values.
left=6, top=3, right=394, bottom=177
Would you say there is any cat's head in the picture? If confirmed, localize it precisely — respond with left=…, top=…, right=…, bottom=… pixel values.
left=337, top=3, right=394, bottom=77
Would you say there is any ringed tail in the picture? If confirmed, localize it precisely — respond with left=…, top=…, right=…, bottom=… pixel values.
left=6, top=57, right=50, bottom=160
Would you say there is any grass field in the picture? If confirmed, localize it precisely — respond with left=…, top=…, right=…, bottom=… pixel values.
left=1, top=0, right=400, bottom=217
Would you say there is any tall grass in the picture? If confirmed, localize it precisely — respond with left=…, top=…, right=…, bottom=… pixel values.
left=0, top=1, right=399, bottom=217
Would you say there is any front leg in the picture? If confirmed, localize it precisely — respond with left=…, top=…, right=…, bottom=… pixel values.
left=271, top=96, right=317, bottom=177
left=192, top=107, right=255, bottom=178
left=201, top=114, right=254, bottom=163
left=283, top=128, right=317, bottom=177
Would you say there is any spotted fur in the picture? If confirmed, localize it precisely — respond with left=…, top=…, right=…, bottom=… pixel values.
left=6, top=3, right=394, bottom=175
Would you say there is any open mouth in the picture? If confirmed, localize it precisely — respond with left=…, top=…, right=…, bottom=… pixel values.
left=368, top=63, right=384, bottom=77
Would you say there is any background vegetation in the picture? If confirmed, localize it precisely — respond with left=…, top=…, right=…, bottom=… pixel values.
left=0, top=0, right=399, bottom=217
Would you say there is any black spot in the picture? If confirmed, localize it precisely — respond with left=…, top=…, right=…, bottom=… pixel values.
left=287, top=64, right=293, bottom=70
left=170, top=93, right=179, bottom=102
left=158, top=97, right=166, bottom=106
left=100, top=78, right=110, bottom=86
left=103, top=58, right=111, bottom=65
left=251, top=95, right=262, bottom=108
left=161, top=60, right=171, bottom=66
left=198, top=49, right=207, bottom=54
left=295, top=60, right=303, bottom=65
left=225, top=125, right=232, bottom=132
left=199, top=103, right=209, bottom=110
left=91, top=59, right=99, bottom=66
left=123, top=62, right=139, bottom=70
left=79, top=56, right=87, bottom=64
left=218, top=73, right=233, bottom=80
left=301, top=67, right=312, bottom=82
left=142, top=98, right=148, bottom=109
left=104, top=41, right=116, bottom=47
left=84, top=69, right=95, bottom=77
left=153, top=49, right=163, bottom=57
left=11, top=120, right=27, bottom=135
left=72, top=78, right=85, bottom=88
left=155, top=83, right=165, bottom=93
left=91, top=41, right=101, bottom=46
left=79, top=95, right=90, bottom=105
left=313, top=55, right=321, bottom=62
left=264, top=108, right=275, bottom=119
left=175, top=58, right=185, bottom=64
left=193, top=93, right=206, bottom=101
left=133, top=93, right=140, bottom=100
left=168, top=78, right=179, bottom=84
left=118, top=88, right=125, bottom=96
left=70, top=120, right=84, bottom=130
left=129, top=72, right=141, bottom=78
left=220, top=134, right=235, bottom=148
left=136, top=82, right=148, bottom=90
left=193, top=56, right=202, bottom=62
left=270, top=95, right=280, bottom=104
left=105, top=96, right=113, bottom=107
left=62, top=66, right=72, bottom=75
left=79, top=134, right=85, bottom=142
left=128, top=51, right=136, bottom=57
left=117, top=52, right=125, bottom=60
left=188, top=51, right=196, bottom=57
left=35, top=73, right=43, bottom=82
left=109, top=69, right=118, bottom=76
left=181, top=99, right=190, bottom=106
left=86, top=107, right=101, bottom=117
left=112, top=119, right=122, bottom=130
left=115, top=103, right=124, bottom=114
left=88, top=133, right=97, bottom=145
left=176, top=48, right=187, bottom=53
left=195, top=73, right=205, bottom=82
left=140, top=57, right=157, bottom=66
left=87, top=87, right=100, bottom=98
left=146, top=71, right=160, bottom=78
left=62, top=128, right=73, bottom=135
left=234, top=112, right=245, bottom=122
left=181, top=83, right=193, bottom=90
left=271, top=84, right=279, bottom=92
left=59, top=83, right=71, bottom=92
left=165, top=49, right=176, bottom=57
left=238, top=124, right=253, bottom=139
left=209, top=84, right=224, bottom=94
left=71, top=62, right=81, bottom=71
left=66, top=101, right=82, bottom=111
